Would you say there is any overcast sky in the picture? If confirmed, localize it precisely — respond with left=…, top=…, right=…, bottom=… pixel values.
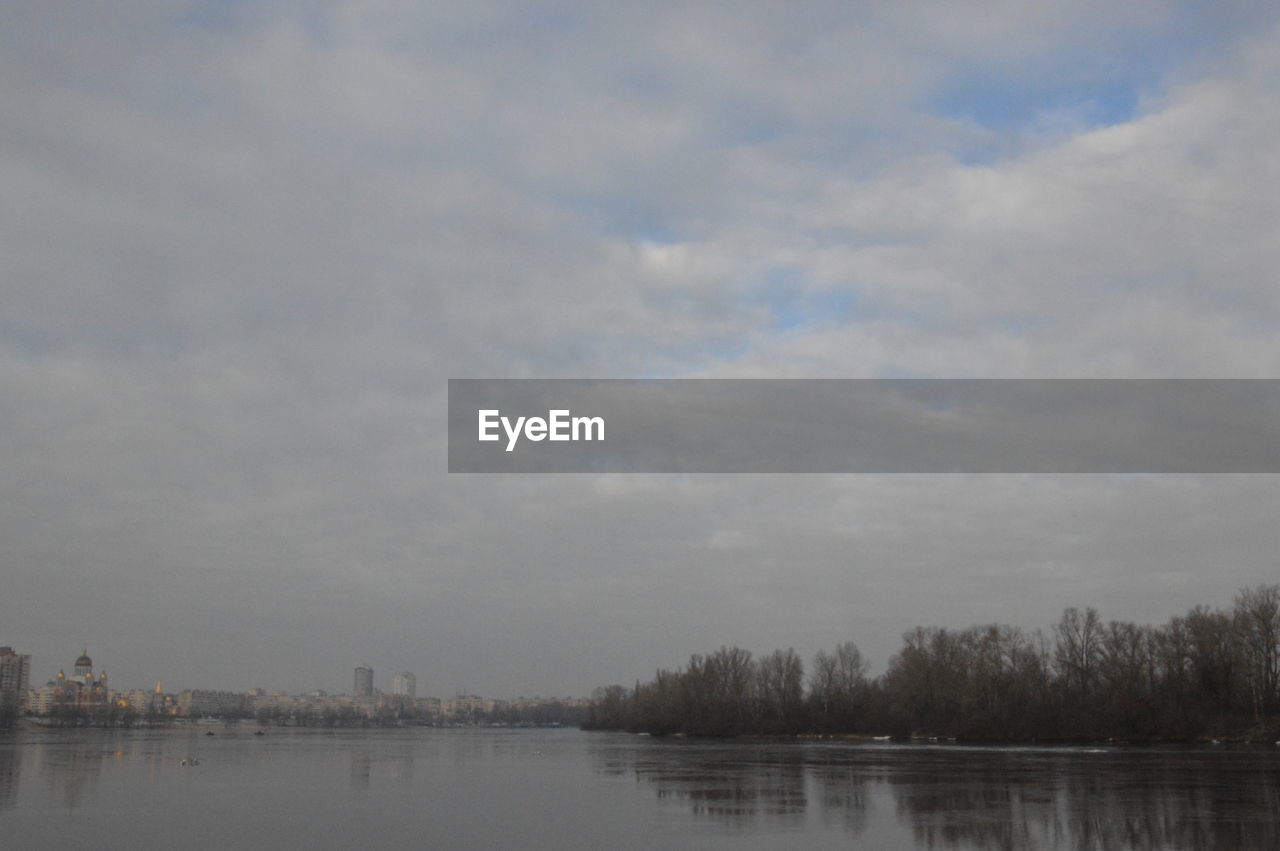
left=4, top=1, right=1280, bottom=698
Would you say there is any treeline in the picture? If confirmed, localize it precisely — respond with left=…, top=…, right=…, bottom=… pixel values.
left=487, top=701, right=587, bottom=727
left=584, top=585, right=1280, bottom=742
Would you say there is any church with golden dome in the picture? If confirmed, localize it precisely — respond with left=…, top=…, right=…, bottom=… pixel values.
left=25, top=649, right=112, bottom=719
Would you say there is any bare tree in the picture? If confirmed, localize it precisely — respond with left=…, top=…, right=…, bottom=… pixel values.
left=809, top=641, right=869, bottom=732
left=1054, top=607, right=1102, bottom=700
left=756, top=648, right=804, bottom=733
left=1234, top=585, right=1280, bottom=721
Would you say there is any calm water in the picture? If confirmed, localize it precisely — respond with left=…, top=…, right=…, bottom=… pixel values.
left=1, top=725, right=1278, bottom=849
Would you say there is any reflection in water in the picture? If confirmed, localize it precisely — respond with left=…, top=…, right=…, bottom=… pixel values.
left=3, top=728, right=1278, bottom=848
left=349, top=750, right=370, bottom=791
left=640, top=749, right=808, bottom=827
left=591, top=739, right=1280, bottom=850
left=886, top=747, right=1280, bottom=850
left=41, top=739, right=109, bottom=813
left=348, top=742, right=415, bottom=790
left=0, top=745, right=20, bottom=812
left=593, top=740, right=859, bottom=836
left=811, top=763, right=870, bottom=836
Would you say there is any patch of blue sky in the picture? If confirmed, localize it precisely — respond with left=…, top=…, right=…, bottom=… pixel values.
left=715, top=105, right=789, bottom=150
left=934, top=75, right=1140, bottom=135
left=929, top=73, right=1148, bottom=167
left=770, top=288, right=858, bottom=332
left=176, top=0, right=279, bottom=32
left=751, top=267, right=858, bottom=333
left=176, top=0, right=330, bottom=44
left=554, top=192, right=686, bottom=245
left=176, top=0, right=249, bottom=31
left=638, top=338, right=755, bottom=379
left=1, top=323, right=59, bottom=357
left=928, top=1, right=1272, bottom=147
left=615, top=67, right=676, bottom=101
left=436, top=5, right=583, bottom=52
left=994, top=313, right=1051, bottom=336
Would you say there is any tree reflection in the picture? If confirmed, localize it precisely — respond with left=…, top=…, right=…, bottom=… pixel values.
left=810, top=763, right=871, bottom=835
left=887, top=746, right=1280, bottom=850
left=591, top=737, right=1280, bottom=849
left=641, top=749, right=809, bottom=827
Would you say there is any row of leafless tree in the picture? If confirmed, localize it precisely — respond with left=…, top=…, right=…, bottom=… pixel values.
left=584, top=585, right=1280, bottom=740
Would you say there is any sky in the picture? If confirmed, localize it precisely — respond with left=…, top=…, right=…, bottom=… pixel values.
left=3, top=0, right=1280, bottom=698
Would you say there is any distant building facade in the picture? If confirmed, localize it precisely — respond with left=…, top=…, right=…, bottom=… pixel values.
left=442, top=694, right=492, bottom=718
left=178, top=689, right=249, bottom=717
left=0, top=647, right=31, bottom=699
left=0, top=647, right=32, bottom=718
left=354, top=664, right=374, bottom=697
left=392, top=672, right=417, bottom=700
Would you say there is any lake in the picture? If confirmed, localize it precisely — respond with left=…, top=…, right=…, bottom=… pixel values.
left=1, top=725, right=1277, bottom=848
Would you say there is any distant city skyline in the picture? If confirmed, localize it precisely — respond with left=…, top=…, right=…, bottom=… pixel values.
left=6, top=642, right=587, bottom=729
left=8, top=645, right=578, bottom=703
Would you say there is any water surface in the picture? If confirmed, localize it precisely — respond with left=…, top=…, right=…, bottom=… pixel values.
left=1, top=726, right=1277, bottom=849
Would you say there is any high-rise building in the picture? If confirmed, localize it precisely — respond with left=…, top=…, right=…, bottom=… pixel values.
left=392, top=672, right=417, bottom=699
left=354, top=664, right=374, bottom=697
left=0, top=646, right=32, bottom=702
